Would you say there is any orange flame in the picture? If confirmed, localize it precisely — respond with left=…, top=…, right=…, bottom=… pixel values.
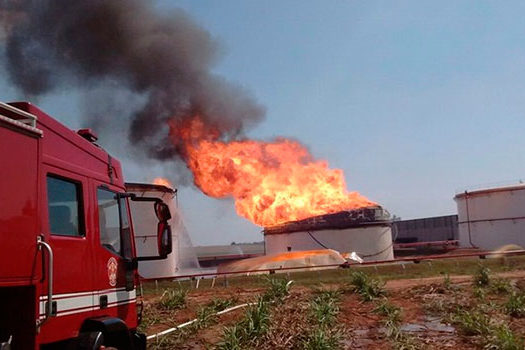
left=170, top=118, right=376, bottom=227
left=153, top=177, right=173, bottom=189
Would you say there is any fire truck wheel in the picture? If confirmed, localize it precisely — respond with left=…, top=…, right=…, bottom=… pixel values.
left=77, top=331, right=104, bottom=350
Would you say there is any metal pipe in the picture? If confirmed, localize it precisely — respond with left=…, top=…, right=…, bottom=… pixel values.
left=464, top=190, right=476, bottom=248
left=457, top=216, right=525, bottom=224
left=394, top=240, right=459, bottom=249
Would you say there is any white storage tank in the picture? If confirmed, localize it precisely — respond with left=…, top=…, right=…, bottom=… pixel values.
left=126, top=182, right=180, bottom=279
left=263, top=207, right=394, bottom=262
left=455, top=183, right=525, bottom=250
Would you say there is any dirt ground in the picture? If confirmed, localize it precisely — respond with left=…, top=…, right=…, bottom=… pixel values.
left=142, top=267, right=525, bottom=349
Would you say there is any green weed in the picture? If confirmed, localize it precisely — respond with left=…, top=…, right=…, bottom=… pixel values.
left=473, top=286, right=487, bottom=300
left=206, top=297, right=238, bottom=312
left=485, top=324, right=525, bottom=350
left=491, top=278, right=513, bottom=294
left=424, top=298, right=447, bottom=315
left=158, top=288, right=187, bottom=310
left=262, top=277, right=292, bottom=302
left=374, top=300, right=421, bottom=349
left=218, top=297, right=270, bottom=348
left=450, top=308, right=492, bottom=336
left=473, top=264, right=491, bottom=287
left=242, top=297, right=270, bottom=339
left=374, top=301, right=401, bottom=324
left=310, top=290, right=341, bottom=326
left=504, top=293, right=525, bottom=318
left=216, top=325, right=243, bottom=350
left=443, top=273, right=452, bottom=290
left=348, top=271, right=386, bottom=301
left=301, top=328, right=342, bottom=350
left=193, top=305, right=217, bottom=329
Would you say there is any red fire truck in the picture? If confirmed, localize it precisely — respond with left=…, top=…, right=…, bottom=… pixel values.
left=0, top=102, right=173, bottom=349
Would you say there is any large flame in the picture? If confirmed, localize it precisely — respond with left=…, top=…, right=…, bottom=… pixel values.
left=170, top=118, right=376, bottom=227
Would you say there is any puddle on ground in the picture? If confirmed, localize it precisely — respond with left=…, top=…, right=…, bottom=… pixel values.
left=347, top=317, right=456, bottom=348
left=401, top=316, right=455, bottom=333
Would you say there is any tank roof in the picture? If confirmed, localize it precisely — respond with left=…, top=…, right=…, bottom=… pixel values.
left=263, top=206, right=391, bottom=235
left=454, top=183, right=525, bottom=199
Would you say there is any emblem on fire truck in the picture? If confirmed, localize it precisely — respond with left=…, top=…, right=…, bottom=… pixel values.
left=107, top=257, right=118, bottom=287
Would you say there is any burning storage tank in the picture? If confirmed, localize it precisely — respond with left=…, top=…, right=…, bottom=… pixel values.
left=263, top=206, right=394, bottom=261
left=126, top=181, right=200, bottom=279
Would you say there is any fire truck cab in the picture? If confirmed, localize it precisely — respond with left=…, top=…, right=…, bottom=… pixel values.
left=0, top=102, right=172, bottom=349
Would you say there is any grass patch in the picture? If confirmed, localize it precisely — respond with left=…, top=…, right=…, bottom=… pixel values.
left=301, top=328, right=342, bottom=350
left=486, top=324, right=525, bottom=350
left=217, top=297, right=270, bottom=349
left=300, top=289, right=343, bottom=349
left=158, top=288, right=187, bottom=310
left=443, top=272, right=452, bottom=290
left=310, top=290, right=341, bottom=326
left=504, top=292, right=525, bottom=318
left=374, top=300, right=401, bottom=324
left=206, top=297, right=238, bottom=312
left=217, top=278, right=291, bottom=349
left=373, top=300, right=420, bottom=349
left=241, top=298, right=271, bottom=338
left=491, top=278, right=513, bottom=294
left=473, top=286, right=487, bottom=300
left=137, top=303, right=162, bottom=333
left=348, top=271, right=386, bottom=301
left=448, top=306, right=525, bottom=349
left=149, top=296, right=241, bottom=349
left=424, top=298, right=448, bottom=315
left=450, top=308, right=492, bottom=336
left=217, top=324, right=243, bottom=350
left=261, top=276, right=292, bottom=302
left=473, top=264, right=491, bottom=287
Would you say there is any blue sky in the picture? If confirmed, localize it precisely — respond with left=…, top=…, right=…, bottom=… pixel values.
left=3, top=1, right=525, bottom=245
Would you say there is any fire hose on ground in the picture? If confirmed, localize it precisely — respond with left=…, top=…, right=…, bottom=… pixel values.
left=146, top=302, right=253, bottom=340
left=146, top=280, right=294, bottom=341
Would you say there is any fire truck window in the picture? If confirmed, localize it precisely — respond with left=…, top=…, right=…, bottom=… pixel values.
left=119, top=197, right=133, bottom=259
left=97, top=188, right=122, bottom=255
left=47, top=176, right=84, bottom=236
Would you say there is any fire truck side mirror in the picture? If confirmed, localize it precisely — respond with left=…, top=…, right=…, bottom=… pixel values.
left=155, top=202, right=171, bottom=222
left=157, top=220, right=172, bottom=257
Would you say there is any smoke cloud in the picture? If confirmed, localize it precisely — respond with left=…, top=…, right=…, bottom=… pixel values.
left=0, top=0, right=265, bottom=160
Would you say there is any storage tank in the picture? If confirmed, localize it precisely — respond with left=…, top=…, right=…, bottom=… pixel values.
left=263, top=206, right=394, bottom=261
left=455, top=183, right=525, bottom=250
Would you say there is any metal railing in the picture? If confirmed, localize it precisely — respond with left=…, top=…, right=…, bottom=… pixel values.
left=0, top=102, right=38, bottom=128
left=140, top=248, right=525, bottom=282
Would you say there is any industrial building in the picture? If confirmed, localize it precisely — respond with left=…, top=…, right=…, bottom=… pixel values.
left=455, top=183, right=525, bottom=250
left=393, top=215, right=458, bottom=243
left=263, top=207, right=394, bottom=261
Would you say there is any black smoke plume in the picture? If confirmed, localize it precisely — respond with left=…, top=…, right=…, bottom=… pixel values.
left=0, top=0, right=265, bottom=160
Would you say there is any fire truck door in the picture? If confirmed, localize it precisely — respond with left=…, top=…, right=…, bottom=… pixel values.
left=93, top=186, right=136, bottom=323
left=40, top=169, right=94, bottom=341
